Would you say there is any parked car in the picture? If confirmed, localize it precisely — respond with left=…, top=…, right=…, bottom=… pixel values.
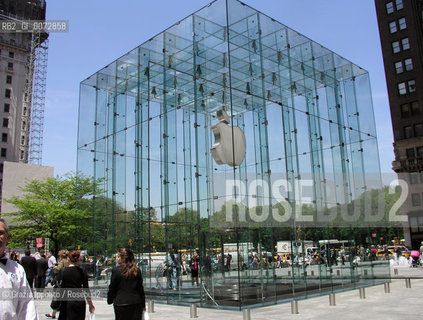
left=377, top=246, right=411, bottom=259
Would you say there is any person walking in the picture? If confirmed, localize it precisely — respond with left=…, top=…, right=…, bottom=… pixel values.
left=58, top=250, right=95, bottom=320
left=164, top=249, right=180, bottom=290
left=35, top=254, right=49, bottom=290
left=0, top=218, right=38, bottom=319
left=10, top=251, right=20, bottom=263
left=45, top=252, right=57, bottom=287
left=21, top=249, right=37, bottom=289
left=46, top=250, right=69, bottom=319
left=190, top=253, right=200, bottom=286
left=107, top=248, right=146, bottom=320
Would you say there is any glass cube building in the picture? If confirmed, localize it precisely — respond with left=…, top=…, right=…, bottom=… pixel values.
left=78, top=0, right=389, bottom=309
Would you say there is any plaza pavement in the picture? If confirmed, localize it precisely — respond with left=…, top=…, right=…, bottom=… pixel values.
left=34, top=266, right=423, bottom=320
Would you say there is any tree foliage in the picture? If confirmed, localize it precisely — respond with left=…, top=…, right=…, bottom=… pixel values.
left=3, top=173, right=101, bottom=255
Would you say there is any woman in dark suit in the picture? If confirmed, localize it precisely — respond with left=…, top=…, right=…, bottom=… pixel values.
left=58, top=250, right=95, bottom=320
left=107, top=248, right=146, bottom=320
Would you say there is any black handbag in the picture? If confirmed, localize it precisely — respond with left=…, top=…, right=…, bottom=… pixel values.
left=50, top=271, right=62, bottom=310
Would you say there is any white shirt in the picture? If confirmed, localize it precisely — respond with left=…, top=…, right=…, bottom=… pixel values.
left=0, top=258, right=38, bottom=320
left=47, top=255, right=57, bottom=268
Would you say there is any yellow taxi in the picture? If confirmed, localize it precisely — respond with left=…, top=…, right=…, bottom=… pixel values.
left=377, top=246, right=411, bottom=259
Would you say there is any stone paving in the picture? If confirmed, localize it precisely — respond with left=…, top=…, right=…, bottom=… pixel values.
left=34, top=266, right=423, bottom=320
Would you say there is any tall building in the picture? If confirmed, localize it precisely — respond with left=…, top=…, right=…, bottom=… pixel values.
left=375, top=0, right=423, bottom=248
left=0, top=0, right=48, bottom=196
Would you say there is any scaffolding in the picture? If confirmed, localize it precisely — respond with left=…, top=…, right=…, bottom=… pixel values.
left=26, top=33, right=48, bottom=165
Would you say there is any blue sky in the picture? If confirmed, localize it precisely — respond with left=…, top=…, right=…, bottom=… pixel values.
left=42, top=0, right=393, bottom=176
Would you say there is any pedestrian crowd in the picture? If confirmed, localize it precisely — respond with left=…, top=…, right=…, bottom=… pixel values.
left=0, top=218, right=146, bottom=320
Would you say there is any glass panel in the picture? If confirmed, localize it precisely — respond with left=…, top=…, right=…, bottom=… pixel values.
left=395, top=61, right=403, bottom=74
left=402, top=37, right=410, bottom=50
left=404, top=58, right=413, bottom=71
left=415, top=123, right=423, bottom=137
left=398, top=17, right=407, bottom=30
left=400, top=103, right=409, bottom=118
left=410, top=173, right=419, bottom=184
left=411, top=101, right=419, bottom=115
left=386, top=2, right=394, bottom=14
left=398, top=82, right=406, bottom=95
left=396, top=0, right=403, bottom=10
left=77, top=0, right=387, bottom=309
left=389, top=21, right=397, bottom=33
left=410, top=217, right=418, bottom=232
left=406, top=148, right=415, bottom=158
left=392, top=41, right=400, bottom=53
left=408, top=80, right=416, bottom=93
left=412, top=193, right=421, bottom=207
left=418, top=216, right=423, bottom=231
left=404, top=126, right=413, bottom=138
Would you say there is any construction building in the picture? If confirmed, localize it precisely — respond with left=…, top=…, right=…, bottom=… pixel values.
left=375, top=0, right=423, bottom=249
left=0, top=0, right=48, bottom=201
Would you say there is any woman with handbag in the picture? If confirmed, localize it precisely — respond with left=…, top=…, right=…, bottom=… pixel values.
left=58, top=250, right=95, bottom=320
left=107, top=248, right=146, bottom=320
left=46, top=250, right=69, bottom=319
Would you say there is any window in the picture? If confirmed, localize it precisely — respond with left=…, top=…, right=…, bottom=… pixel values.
left=20, top=135, right=25, bottom=145
left=22, top=121, right=26, bottom=131
left=411, top=101, right=419, bottom=115
left=4, top=89, right=10, bottom=98
left=1, top=134, right=7, bottom=143
left=412, top=193, right=421, bottom=207
left=411, top=216, right=423, bottom=232
left=402, top=37, right=410, bottom=50
left=20, top=150, right=24, bottom=160
left=0, top=148, right=6, bottom=158
left=407, top=148, right=415, bottom=158
left=408, top=80, right=416, bottom=93
left=2, top=118, right=8, bottom=128
left=401, top=103, right=410, bottom=118
left=392, top=40, right=401, bottom=53
left=8, top=51, right=13, bottom=58
left=3, top=104, right=9, bottom=113
left=6, top=75, right=11, bottom=84
left=404, top=125, right=413, bottom=138
left=417, top=146, right=423, bottom=157
left=389, top=21, right=397, bottom=33
left=410, top=173, right=419, bottom=184
left=387, top=2, right=395, bottom=13
left=396, top=0, right=403, bottom=10
left=410, top=217, right=418, bottom=232
left=398, top=17, right=407, bottom=30
left=398, top=81, right=416, bottom=95
left=0, top=164, right=3, bottom=173
left=395, top=61, right=403, bottom=74
left=398, top=82, right=407, bottom=95
left=404, top=58, right=413, bottom=71
left=401, top=102, right=420, bottom=118
left=22, top=107, right=27, bottom=116
left=415, top=123, right=423, bottom=137
left=7, top=62, right=13, bottom=70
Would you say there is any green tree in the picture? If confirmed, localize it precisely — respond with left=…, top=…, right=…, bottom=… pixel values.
left=3, top=173, right=101, bottom=255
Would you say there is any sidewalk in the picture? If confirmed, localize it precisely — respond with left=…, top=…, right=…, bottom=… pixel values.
left=35, top=267, right=423, bottom=320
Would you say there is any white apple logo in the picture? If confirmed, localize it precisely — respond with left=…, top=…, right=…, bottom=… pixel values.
left=211, top=108, right=246, bottom=167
